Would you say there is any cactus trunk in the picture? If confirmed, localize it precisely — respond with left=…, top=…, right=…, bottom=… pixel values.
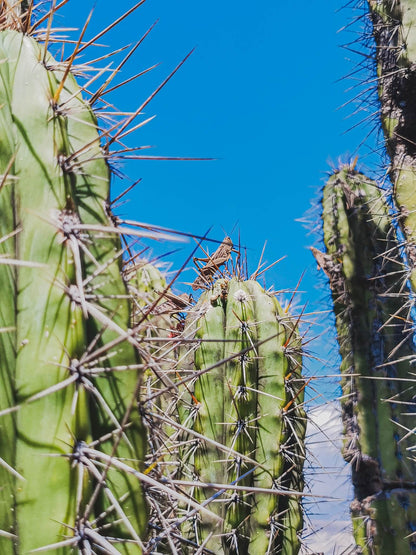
left=0, top=10, right=147, bottom=554
left=181, top=278, right=305, bottom=554
left=320, top=167, right=416, bottom=553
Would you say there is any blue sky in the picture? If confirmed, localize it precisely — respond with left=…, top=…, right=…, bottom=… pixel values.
left=56, top=0, right=379, bottom=398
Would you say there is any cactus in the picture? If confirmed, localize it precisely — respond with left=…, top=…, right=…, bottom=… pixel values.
left=319, top=167, right=416, bottom=553
left=0, top=4, right=308, bottom=552
left=315, top=2, right=416, bottom=548
left=126, top=259, right=189, bottom=462
left=0, top=2, right=148, bottom=552
left=366, top=0, right=416, bottom=292
left=180, top=277, right=306, bottom=554
left=9, top=1, right=416, bottom=553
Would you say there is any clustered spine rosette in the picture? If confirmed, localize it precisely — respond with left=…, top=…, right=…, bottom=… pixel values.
left=179, top=278, right=306, bottom=554
left=0, top=3, right=147, bottom=553
left=320, top=168, right=416, bottom=553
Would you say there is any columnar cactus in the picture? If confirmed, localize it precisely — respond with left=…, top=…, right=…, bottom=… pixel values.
left=181, top=277, right=305, bottom=554
left=319, top=167, right=416, bottom=553
left=366, top=1, right=416, bottom=291
left=0, top=3, right=147, bottom=552
left=126, top=260, right=188, bottom=465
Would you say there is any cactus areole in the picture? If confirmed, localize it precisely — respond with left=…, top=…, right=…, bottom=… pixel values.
left=0, top=4, right=147, bottom=553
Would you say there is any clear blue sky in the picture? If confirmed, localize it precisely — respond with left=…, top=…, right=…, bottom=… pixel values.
left=56, top=0, right=379, bottom=398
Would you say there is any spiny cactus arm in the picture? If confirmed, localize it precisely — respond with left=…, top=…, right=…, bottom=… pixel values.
left=321, top=167, right=416, bottom=552
left=322, top=171, right=377, bottom=463
left=5, top=29, right=86, bottom=552
left=184, top=278, right=305, bottom=554
left=323, top=170, right=394, bottom=471
left=366, top=1, right=416, bottom=290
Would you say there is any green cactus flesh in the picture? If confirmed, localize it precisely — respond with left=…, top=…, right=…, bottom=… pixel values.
left=321, top=168, right=416, bottom=553
left=0, top=29, right=147, bottom=553
left=181, top=278, right=305, bottom=554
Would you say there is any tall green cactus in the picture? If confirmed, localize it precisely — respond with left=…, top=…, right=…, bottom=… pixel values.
left=366, top=0, right=416, bottom=292
left=0, top=3, right=147, bottom=552
left=319, top=167, right=416, bottom=553
left=180, top=277, right=306, bottom=554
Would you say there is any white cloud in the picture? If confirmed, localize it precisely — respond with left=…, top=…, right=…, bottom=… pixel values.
left=301, top=402, right=356, bottom=553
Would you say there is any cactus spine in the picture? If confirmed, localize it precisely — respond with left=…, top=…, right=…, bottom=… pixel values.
left=181, top=277, right=305, bottom=554
left=0, top=4, right=147, bottom=553
left=320, top=168, right=416, bottom=553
